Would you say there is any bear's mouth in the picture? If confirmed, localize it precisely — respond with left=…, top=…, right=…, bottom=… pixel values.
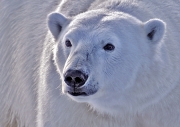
left=68, top=91, right=88, bottom=96
left=65, top=83, right=98, bottom=97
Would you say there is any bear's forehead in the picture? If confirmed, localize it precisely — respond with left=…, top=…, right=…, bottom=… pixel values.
left=69, top=12, right=108, bottom=28
left=68, top=10, right=141, bottom=31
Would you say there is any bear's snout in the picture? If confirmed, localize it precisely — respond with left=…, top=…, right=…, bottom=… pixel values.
left=64, top=70, right=88, bottom=88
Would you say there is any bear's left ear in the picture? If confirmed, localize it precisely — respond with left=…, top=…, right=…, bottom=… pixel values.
left=144, top=19, right=166, bottom=43
left=47, top=12, right=69, bottom=40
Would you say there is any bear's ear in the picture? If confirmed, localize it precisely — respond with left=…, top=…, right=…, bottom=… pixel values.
left=144, top=19, right=166, bottom=43
left=47, top=13, right=69, bottom=40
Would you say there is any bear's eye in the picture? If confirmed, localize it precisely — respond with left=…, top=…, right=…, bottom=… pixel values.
left=65, top=39, right=72, bottom=47
left=103, top=43, right=115, bottom=51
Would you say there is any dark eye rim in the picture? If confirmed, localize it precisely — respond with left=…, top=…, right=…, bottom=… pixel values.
left=103, top=43, right=115, bottom=51
left=65, top=39, right=72, bottom=47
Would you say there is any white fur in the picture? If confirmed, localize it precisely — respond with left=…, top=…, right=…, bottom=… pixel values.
left=0, top=0, right=59, bottom=126
left=1, top=0, right=180, bottom=127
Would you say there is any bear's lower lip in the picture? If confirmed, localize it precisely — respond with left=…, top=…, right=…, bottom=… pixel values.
left=68, top=91, right=88, bottom=96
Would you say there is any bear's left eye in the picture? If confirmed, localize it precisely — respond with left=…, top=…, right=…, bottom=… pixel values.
left=103, top=43, right=115, bottom=51
left=65, top=39, right=72, bottom=47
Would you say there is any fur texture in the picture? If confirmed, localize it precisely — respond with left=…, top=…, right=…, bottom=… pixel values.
left=0, top=0, right=59, bottom=126
left=1, top=0, right=180, bottom=127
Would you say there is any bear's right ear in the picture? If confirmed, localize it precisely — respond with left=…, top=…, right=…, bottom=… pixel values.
left=47, top=13, right=69, bottom=40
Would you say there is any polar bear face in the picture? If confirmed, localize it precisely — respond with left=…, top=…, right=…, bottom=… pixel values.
left=48, top=10, right=165, bottom=115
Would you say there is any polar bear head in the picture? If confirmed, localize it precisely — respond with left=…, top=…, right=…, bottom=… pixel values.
left=48, top=10, right=166, bottom=115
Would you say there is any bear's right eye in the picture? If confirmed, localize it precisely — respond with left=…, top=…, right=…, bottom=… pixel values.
left=103, top=43, right=115, bottom=51
left=65, top=39, right=72, bottom=47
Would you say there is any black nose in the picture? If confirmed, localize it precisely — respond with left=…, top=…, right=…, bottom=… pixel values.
left=64, top=70, right=88, bottom=88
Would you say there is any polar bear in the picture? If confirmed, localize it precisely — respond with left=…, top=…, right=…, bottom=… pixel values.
left=1, top=0, right=180, bottom=127
left=38, top=0, right=180, bottom=127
